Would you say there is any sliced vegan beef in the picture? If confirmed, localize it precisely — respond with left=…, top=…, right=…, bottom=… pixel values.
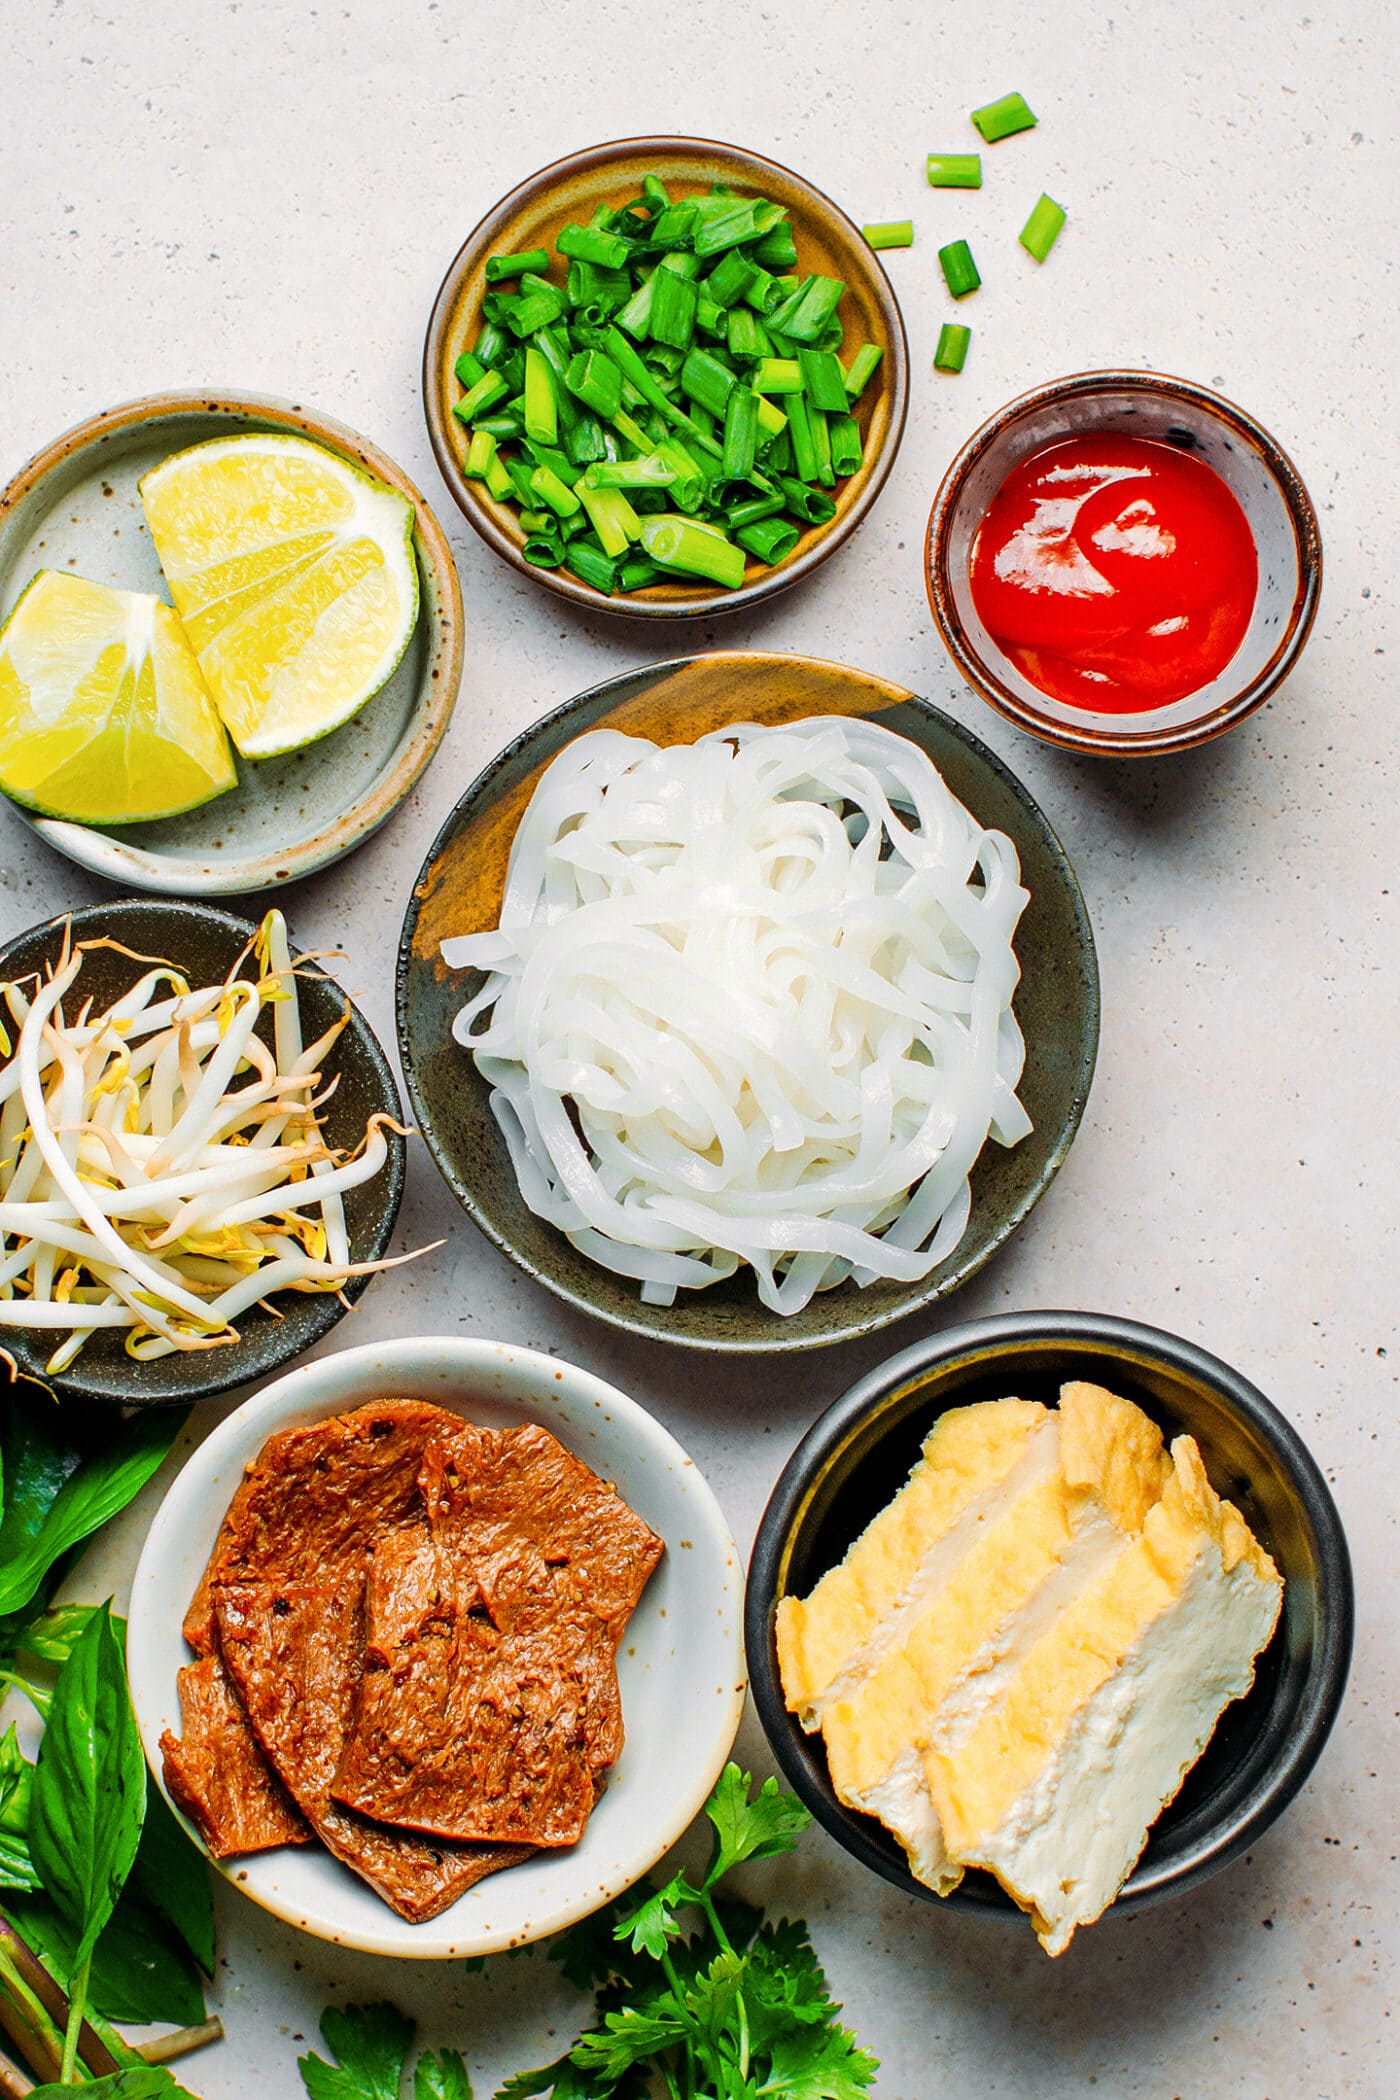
left=214, top=1580, right=530, bottom=1924
left=159, top=1655, right=310, bottom=1859
left=184, top=1397, right=463, bottom=1655
left=330, top=1524, right=600, bottom=1846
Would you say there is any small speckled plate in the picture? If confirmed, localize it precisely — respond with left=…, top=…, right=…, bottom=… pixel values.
left=126, top=1334, right=747, bottom=1957
left=398, top=651, right=1100, bottom=1353
left=0, top=392, right=463, bottom=893
left=0, top=896, right=405, bottom=1406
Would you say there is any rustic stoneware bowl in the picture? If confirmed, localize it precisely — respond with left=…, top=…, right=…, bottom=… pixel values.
left=397, top=650, right=1099, bottom=1353
left=423, top=136, right=909, bottom=618
left=127, top=1333, right=747, bottom=1957
left=747, top=1311, right=1353, bottom=1927
left=0, top=896, right=405, bottom=1405
left=0, top=391, right=463, bottom=892
left=925, top=371, right=1322, bottom=757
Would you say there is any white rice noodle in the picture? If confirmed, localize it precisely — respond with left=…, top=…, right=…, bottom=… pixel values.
left=443, top=718, right=1032, bottom=1316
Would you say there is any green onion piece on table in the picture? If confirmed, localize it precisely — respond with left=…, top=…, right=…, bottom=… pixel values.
left=971, top=90, right=1038, bottom=141
left=862, top=221, right=914, bottom=250
left=938, top=239, right=981, bottom=298
left=843, top=343, right=884, bottom=401
left=484, top=247, right=551, bottom=282
left=934, top=322, right=972, bottom=373
left=639, top=513, right=746, bottom=587
left=1020, top=193, right=1067, bottom=262
left=927, top=153, right=983, bottom=188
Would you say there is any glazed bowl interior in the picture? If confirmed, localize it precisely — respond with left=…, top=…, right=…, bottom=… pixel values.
left=398, top=651, right=1099, bottom=1354
left=0, top=896, right=405, bottom=1405
left=0, top=392, right=462, bottom=894
left=423, top=136, right=908, bottom=619
left=927, top=372, right=1321, bottom=757
left=746, top=1312, right=1353, bottom=1923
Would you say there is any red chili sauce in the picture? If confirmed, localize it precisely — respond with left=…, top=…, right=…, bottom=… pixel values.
left=969, top=434, right=1257, bottom=713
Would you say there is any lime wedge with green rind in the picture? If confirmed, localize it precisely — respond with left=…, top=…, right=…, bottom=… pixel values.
left=139, top=433, right=419, bottom=761
left=0, top=571, right=237, bottom=825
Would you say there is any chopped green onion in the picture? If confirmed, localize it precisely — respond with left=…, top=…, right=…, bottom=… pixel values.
left=842, top=343, right=884, bottom=402
left=693, top=200, right=766, bottom=257
left=484, top=453, right=515, bottom=502
left=522, top=532, right=563, bottom=567
left=642, top=172, right=671, bottom=209
left=452, top=369, right=508, bottom=423
left=473, top=320, right=511, bottom=368
left=523, top=347, right=558, bottom=445
left=752, top=221, right=798, bottom=271
left=613, top=273, right=656, bottom=338
left=618, top=553, right=662, bottom=590
left=938, top=239, right=981, bottom=299
left=529, top=463, right=581, bottom=518
left=721, top=386, right=760, bottom=480
left=484, top=247, right=550, bottom=282
left=454, top=350, right=486, bottom=389
left=517, top=507, right=551, bottom=532
left=862, top=221, right=914, bottom=250
left=1020, top=194, right=1066, bottom=262
left=564, top=540, right=618, bottom=593
left=566, top=257, right=632, bottom=316
left=926, top=153, right=983, bottom=189
left=680, top=347, right=736, bottom=418
left=464, top=428, right=497, bottom=479
left=584, top=454, right=676, bottom=489
left=753, top=357, right=803, bottom=394
left=649, top=266, right=699, bottom=349
left=808, top=405, right=834, bottom=487
left=557, top=222, right=632, bottom=269
left=564, top=348, right=623, bottom=420
left=934, top=322, right=972, bottom=373
left=785, top=390, right=820, bottom=484
left=797, top=349, right=850, bottom=414
left=638, top=513, right=746, bottom=587
left=577, top=480, right=641, bottom=555
left=778, top=476, right=836, bottom=525
left=705, top=250, right=756, bottom=307
left=564, top=411, right=607, bottom=466
left=828, top=413, right=863, bottom=476
left=782, top=275, right=847, bottom=343
left=695, top=292, right=727, bottom=338
left=754, top=395, right=788, bottom=439
left=736, top=515, right=800, bottom=564
left=971, top=91, right=1037, bottom=142
left=741, top=266, right=782, bottom=315
left=725, top=491, right=785, bottom=531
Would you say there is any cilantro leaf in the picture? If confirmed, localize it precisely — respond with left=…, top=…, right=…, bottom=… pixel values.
left=570, top=2002, right=690, bottom=2080
left=299, top=2002, right=415, bottom=2100
left=612, top=1870, right=701, bottom=1958
left=415, top=2048, right=473, bottom=2100
left=28, top=2075, right=195, bottom=2099
left=494, top=2058, right=622, bottom=2100
left=703, top=1764, right=811, bottom=1889
left=764, top=2024, right=880, bottom=2099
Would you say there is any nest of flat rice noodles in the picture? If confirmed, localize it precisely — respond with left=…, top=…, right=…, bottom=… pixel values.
left=443, top=717, right=1031, bottom=1316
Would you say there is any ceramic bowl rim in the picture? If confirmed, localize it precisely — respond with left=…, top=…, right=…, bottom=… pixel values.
left=395, top=648, right=1100, bottom=1354
left=924, top=368, right=1323, bottom=758
left=745, top=1307, right=1354, bottom=1920
left=126, top=1331, right=747, bottom=1957
left=0, top=894, right=404, bottom=1406
left=422, top=134, right=910, bottom=620
left=0, top=388, right=464, bottom=893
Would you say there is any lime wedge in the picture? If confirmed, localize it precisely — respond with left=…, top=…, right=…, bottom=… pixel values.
left=0, top=572, right=237, bottom=825
left=139, top=433, right=419, bottom=760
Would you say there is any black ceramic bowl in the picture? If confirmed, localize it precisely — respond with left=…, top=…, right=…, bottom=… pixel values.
left=746, top=1311, right=1352, bottom=1926
left=0, top=897, right=405, bottom=1406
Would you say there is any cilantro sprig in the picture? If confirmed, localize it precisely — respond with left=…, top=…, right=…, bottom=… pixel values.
left=298, top=1767, right=876, bottom=2100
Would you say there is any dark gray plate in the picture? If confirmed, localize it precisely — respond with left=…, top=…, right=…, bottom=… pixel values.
left=745, top=1311, right=1353, bottom=1921
left=397, top=650, right=1099, bottom=1352
left=0, top=896, right=404, bottom=1406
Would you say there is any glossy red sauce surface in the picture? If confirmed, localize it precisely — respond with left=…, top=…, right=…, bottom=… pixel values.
left=969, top=434, right=1258, bottom=713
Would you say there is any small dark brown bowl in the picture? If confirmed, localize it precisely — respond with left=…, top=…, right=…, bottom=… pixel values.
left=926, top=371, right=1323, bottom=758
left=0, top=897, right=405, bottom=1406
left=747, top=1311, right=1353, bottom=1928
left=397, top=650, right=1099, bottom=1354
left=423, top=137, right=908, bottom=619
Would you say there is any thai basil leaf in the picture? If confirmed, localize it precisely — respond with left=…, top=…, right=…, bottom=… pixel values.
left=0, top=1721, right=39, bottom=1890
left=16, top=1599, right=105, bottom=1664
left=0, top=1409, right=186, bottom=1618
left=28, top=2070, right=196, bottom=2099
left=28, top=1601, right=145, bottom=1972
left=0, top=1388, right=85, bottom=1607
left=2, top=1881, right=206, bottom=2025
left=127, top=1770, right=216, bottom=1974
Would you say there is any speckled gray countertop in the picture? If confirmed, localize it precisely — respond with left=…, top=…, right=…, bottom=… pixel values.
left=3, top=1, right=1396, bottom=2093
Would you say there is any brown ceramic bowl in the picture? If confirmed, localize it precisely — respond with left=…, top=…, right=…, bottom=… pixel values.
left=0, top=390, right=463, bottom=893
left=397, top=650, right=1099, bottom=1354
left=925, top=370, right=1322, bottom=758
left=423, top=137, right=908, bottom=619
left=0, top=896, right=405, bottom=1406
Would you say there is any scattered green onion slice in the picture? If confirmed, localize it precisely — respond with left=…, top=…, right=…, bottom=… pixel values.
left=1020, top=193, right=1067, bottom=262
left=971, top=91, right=1037, bottom=142
left=938, top=239, right=982, bottom=299
left=926, top=153, right=982, bottom=189
left=934, top=323, right=972, bottom=373
left=862, top=221, right=914, bottom=250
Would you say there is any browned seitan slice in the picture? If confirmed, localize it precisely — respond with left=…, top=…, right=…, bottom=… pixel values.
left=215, top=1581, right=530, bottom=1923
left=159, top=1655, right=310, bottom=1858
